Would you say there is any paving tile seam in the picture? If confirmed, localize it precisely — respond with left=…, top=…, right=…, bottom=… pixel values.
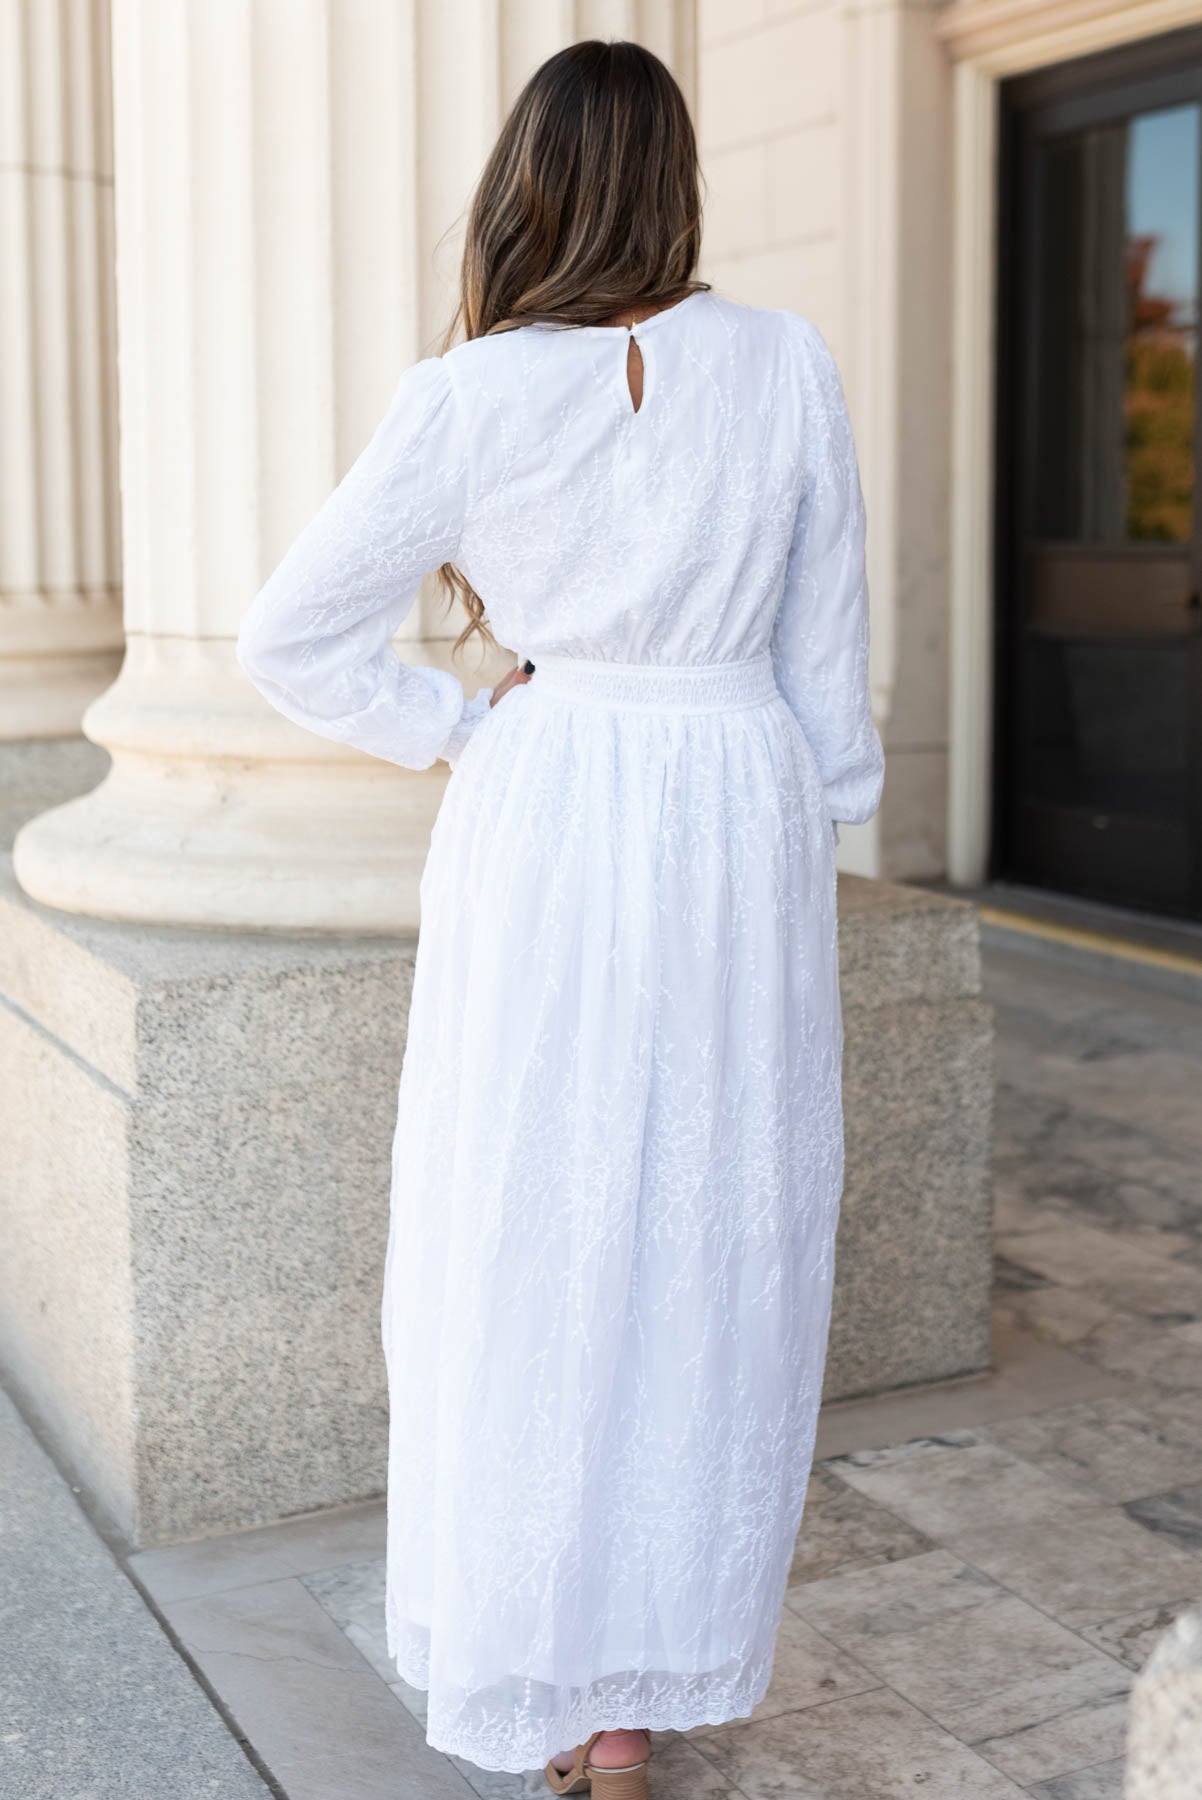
left=697, top=1675, right=894, bottom=1739
left=949, top=1544, right=1188, bottom=1675
left=1033, top=1747, right=1139, bottom=1784
left=118, top=1558, right=291, bottom=1800
left=665, top=1730, right=755, bottom=1797
left=134, top=1551, right=387, bottom=1608
left=1083, top=1593, right=1201, bottom=1644
left=788, top=1595, right=1011, bottom=1746
left=777, top=1612, right=889, bottom=1705
left=835, top=1436, right=1120, bottom=1512
left=178, top=1642, right=391, bottom=1680
left=963, top=1681, right=1132, bottom=1749
left=713, top=1683, right=1040, bottom=1792
left=865, top=1657, right=1128, bottom=1793
left=808, top=1464, right=939, bottom=1548
left=174, top=1599, right=480, bottom=1799
left=971, top=1719, right=1132, bottom=1794
left=787, top=1533, right=1143, bottom=1755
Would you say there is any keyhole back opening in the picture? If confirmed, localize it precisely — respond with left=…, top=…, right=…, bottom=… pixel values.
left=626, top=334, right=644, bottom=414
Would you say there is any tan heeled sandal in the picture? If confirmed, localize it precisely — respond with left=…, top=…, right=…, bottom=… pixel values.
left=544, top=1729, right=650, bottom=1797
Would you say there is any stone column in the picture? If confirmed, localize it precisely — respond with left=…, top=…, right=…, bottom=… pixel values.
left=13, top=0, right=494, bottom=931
left=0, top=0, right=122, bottom=739
left=13, top=1, right=698, bottom=932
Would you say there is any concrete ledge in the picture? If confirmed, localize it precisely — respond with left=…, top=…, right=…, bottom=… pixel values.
left=0, top=1387, right=270, bottom=1798
left=0, top=863, right=992, bottom=1546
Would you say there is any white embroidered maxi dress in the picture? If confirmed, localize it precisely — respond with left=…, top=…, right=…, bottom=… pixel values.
left=237, top=289, right=884, bottom=1773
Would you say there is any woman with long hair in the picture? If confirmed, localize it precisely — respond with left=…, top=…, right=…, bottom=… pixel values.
left=237, top=38, right=882, bottom=1794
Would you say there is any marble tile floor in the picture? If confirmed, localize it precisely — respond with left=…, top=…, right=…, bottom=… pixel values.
left=129, top=944, right=1202, bottom=1797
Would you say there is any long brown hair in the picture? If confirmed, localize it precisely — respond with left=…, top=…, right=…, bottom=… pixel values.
left=438, top=39, right=708, bottom=653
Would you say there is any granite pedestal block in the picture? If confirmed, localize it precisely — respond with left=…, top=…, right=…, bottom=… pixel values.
left=0, top=864, right=991, bottom=1546
left=0, top=859, right=415, bottom=1546
left=831, top=878, right=993, bottom=1396
left=830, top=877, right=994, bottom=1397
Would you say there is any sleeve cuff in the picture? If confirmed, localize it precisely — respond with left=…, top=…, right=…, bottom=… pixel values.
left=442, top=688, right=493, bottom=768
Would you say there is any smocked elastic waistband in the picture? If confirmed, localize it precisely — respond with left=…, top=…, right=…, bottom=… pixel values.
left=530, top=652, right=778, bottom=713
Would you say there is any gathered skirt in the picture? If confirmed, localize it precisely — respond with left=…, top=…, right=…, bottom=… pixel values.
left=381, top=653, right=844, bottom=1772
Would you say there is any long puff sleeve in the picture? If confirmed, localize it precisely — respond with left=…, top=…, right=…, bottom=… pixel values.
left=771, top=319, right=884, bottom=828
left=236, top=356, right=491, bottom=771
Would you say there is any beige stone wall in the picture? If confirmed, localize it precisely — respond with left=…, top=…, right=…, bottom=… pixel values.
left=698, top=4, right=842, bottom=337
left=700, top=0, right=1202, bottom=886
left=698, top=1, right=953, bottom=884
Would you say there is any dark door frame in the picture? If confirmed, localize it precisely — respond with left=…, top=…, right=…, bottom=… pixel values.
left=994, top=23, right=1202, bottom=917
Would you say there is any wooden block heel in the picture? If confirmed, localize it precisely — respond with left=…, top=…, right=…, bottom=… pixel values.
left=588, top=1763, right=649, bottom=1799
left=543, top=1731, right=651, bottom=1796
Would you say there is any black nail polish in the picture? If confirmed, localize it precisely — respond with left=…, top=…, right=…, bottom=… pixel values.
left=523, top=659, right=536, bottom=675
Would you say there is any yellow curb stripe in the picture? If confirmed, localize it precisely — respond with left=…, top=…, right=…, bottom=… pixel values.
left=979, top=905, right=1202, bottom=979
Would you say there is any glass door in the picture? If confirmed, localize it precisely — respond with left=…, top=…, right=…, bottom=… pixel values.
left=997, top=37, right=1202, bottom=918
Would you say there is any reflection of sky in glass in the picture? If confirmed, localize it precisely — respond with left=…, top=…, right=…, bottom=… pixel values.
left=1126, top=104, right=1198, bottom=319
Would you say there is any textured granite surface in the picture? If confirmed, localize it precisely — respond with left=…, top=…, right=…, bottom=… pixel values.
left=0, top=1388, right=269, bottom=1799
left=0, top=860, right=991, bottom=1542
left=830, top=875, right=994, bottom=1397
left=836, top=871, right=982, bottom=1008
left=0, top=856, right=416, bottom=1545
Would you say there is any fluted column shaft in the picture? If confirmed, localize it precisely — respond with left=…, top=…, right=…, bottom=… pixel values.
left=14, top=0, right=695, bottom=930
left=0, top=0, right=122, bottom=738
left=16, top=0, right=478, bottom=929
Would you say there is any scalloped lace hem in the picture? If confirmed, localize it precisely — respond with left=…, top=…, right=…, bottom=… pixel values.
left=388, top=1636, right=774, bottom=1774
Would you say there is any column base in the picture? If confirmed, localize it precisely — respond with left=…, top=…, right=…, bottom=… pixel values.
left=0, top=738, right=111, bottom=852
left=14, top=754, right=446, bottom=933
left=0, top=649, right=123, bottom=739
left=12, top=634, right=455, bottom=932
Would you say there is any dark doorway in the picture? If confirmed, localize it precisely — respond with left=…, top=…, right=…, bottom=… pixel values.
left=996, top=31, right=1202, bottom=920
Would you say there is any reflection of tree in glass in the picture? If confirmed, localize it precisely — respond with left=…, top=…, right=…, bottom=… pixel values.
left=1124, top=231, right=1195, bottom=542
